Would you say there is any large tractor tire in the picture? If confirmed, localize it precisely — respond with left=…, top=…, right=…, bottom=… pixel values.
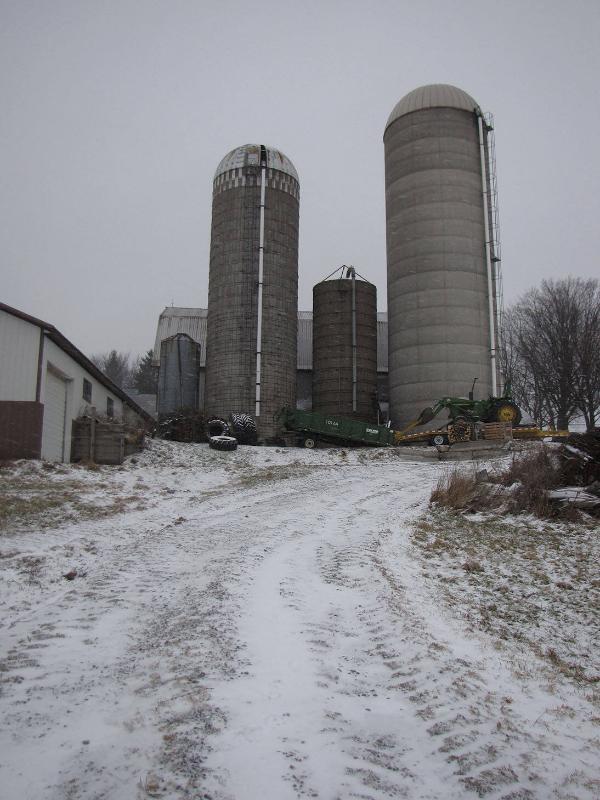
left=229, top=413, right=258, bottom=445
left=208, top=435, right=238, bottom=452
left=206, top=417, right=230, bottom=438
left=490, top=401, right=522, bottom=426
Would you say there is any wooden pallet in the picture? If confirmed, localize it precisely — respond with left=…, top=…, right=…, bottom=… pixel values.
left=483, top=422, right=512, bottom=441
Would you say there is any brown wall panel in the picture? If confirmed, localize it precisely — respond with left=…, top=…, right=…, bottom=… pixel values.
left=0, top=401, right=43, bottom=460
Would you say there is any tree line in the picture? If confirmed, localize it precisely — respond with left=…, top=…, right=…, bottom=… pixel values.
left=90, top=349, right=157, bottom=395
left=501, top=277, right=599, bottom=431
left=90, top=277, right=598, bottom=432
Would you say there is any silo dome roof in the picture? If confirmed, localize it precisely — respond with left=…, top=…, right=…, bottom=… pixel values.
left=214, top=144, right=298, bottom=182
left=386, top=84, right=480, bottom=129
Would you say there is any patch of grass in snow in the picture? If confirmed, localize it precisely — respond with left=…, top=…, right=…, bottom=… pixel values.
left=16, top=553, right=45, bottom=584
left=236, top=462, right=326, bottom=487
left=0, top=470, right=147, bottom=533
left=412, top=510, right=600, bottom=687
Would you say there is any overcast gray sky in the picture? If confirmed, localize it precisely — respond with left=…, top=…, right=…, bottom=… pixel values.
left=2, top=0, right=599, bottom=358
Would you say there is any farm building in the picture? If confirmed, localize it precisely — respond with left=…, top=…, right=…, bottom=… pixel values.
left=152, top=306, right=390, bottom=419
left=0, top=303, right=153, bottom=462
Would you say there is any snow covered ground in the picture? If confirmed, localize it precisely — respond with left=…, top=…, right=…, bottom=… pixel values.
left=0, top=441, right=598, bottom=800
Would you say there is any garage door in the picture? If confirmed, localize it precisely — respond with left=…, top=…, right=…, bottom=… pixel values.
left=41, top=368, right=68, bottom=461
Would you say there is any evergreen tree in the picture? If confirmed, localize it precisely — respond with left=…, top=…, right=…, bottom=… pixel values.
left=132, top=349, right=158, bottom=394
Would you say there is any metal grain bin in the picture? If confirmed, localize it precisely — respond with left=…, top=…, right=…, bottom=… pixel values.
left=204, top=144, right=299, bottom=440
left=312, top=270, right=378, bottom=421
left=157, top=334, right=201, bottom=415
left=384, top=84, right=501, bottom=427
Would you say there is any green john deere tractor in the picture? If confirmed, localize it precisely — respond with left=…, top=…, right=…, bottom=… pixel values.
left=402, top=380, right=522, bottom=436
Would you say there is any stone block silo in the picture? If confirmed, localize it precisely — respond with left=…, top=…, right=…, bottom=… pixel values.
left=204, top=144, right=299, bottom=440
left=384, top=84, right=501, bottom=427
left=312, top=269, right=378, bottom=421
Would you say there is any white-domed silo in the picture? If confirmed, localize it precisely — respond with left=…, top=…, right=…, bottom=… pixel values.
left=204, top=144, right=299, bottom=440
left=384, top=84, right=501, bottom=427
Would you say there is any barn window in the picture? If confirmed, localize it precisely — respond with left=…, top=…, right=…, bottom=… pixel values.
left=82, top=378, right=92, bottom=403
left=106, top=397, right=114, bottom=418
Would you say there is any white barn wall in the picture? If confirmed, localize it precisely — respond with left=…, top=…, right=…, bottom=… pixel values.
left=40, top=338, right=124, bottom=461
left=0, top=311, right=40, bottom=401
left=1, top=303, right=152, bottom=463
left=41, top=339, right=124, bottom=417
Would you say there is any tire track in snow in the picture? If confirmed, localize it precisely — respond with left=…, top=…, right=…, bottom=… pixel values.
left=2, top=445, right=596, bottom=799
left=201, top=464, right=451, bottom=799
left=195, top=461, right=598, bottom=800
left=0, top=465, right=340, bottom=799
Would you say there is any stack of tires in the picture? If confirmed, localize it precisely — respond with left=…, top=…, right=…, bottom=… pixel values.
left=206, top=417, right=237, bottom=451
left=206, top=413, right=258, bottom=451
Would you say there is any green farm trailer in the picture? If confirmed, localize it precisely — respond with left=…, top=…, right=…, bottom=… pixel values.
left=278, top=408, right=394, bottom=448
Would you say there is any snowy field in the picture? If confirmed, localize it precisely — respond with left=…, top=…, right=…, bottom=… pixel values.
left=0, top=441, right=598, bottom=800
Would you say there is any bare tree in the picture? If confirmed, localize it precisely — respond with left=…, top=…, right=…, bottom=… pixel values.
left=91, top=350, right=133, bottom=390
left=575, top=281, right=600, bottom=430
left=501, top=278, right=598, bottom=430
left=500, top=307, right=550, bottom=427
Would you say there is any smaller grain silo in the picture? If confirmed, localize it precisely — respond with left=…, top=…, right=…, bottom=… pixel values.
left=157, top=334, right=201, bottom=415
left=312, top=267, right=378, bottom=421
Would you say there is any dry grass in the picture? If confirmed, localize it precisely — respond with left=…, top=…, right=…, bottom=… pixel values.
left=430, top=445, right=586, bottom=519
left=236, top=462, right=324, bottom=488
left=0, top=467, right=147, bottom=534
left=412, top=509, right=600, bottom=686
left=17, top=554, right=45, bottom=585
left=494, top=447, right=562, bottom=518
left=544, top=647, right=598, bottom=685
left=431, top=470, right=483, bottom=511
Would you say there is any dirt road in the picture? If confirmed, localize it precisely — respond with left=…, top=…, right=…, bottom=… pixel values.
left=0, top=443, right=597, bottom=799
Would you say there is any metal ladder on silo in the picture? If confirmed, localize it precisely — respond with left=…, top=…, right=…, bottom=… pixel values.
left=484, top=112, right=505, bottom=389
left=482, top=111, right=504, bottom=391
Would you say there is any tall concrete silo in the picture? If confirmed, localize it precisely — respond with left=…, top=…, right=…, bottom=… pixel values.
left=384, top=84, right=501, bottom=427
left=312, top=268, right=378, bottom=421
left=204, top=144, right=299, bottom=440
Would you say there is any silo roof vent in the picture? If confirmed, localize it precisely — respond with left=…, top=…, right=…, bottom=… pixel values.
left=386, top=84, right=480, bottom=129
left=214, top=144, right=298, bottom=181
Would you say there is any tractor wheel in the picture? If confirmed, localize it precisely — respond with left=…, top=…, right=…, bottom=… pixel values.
left=229, top=412, right=258, bottom=445
left=492, top=402, right=522, bottom=426
left=208, top=435, right=238, bottom=452
left=429, top=433, right=449, bottom=447
left=206, top=417, right=230, bottom=438
left=303, top=437, right=317, bottom=449
left=448, top=418, right=472, bottom=443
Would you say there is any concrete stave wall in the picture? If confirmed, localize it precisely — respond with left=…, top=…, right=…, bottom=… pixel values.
left=385, top=105, right=493, bottom=427
left=313, top=279, right=378, bottom=421
left=205, top=147, right=299, bottom=439
left=205, top=180, right=261, bottom=420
